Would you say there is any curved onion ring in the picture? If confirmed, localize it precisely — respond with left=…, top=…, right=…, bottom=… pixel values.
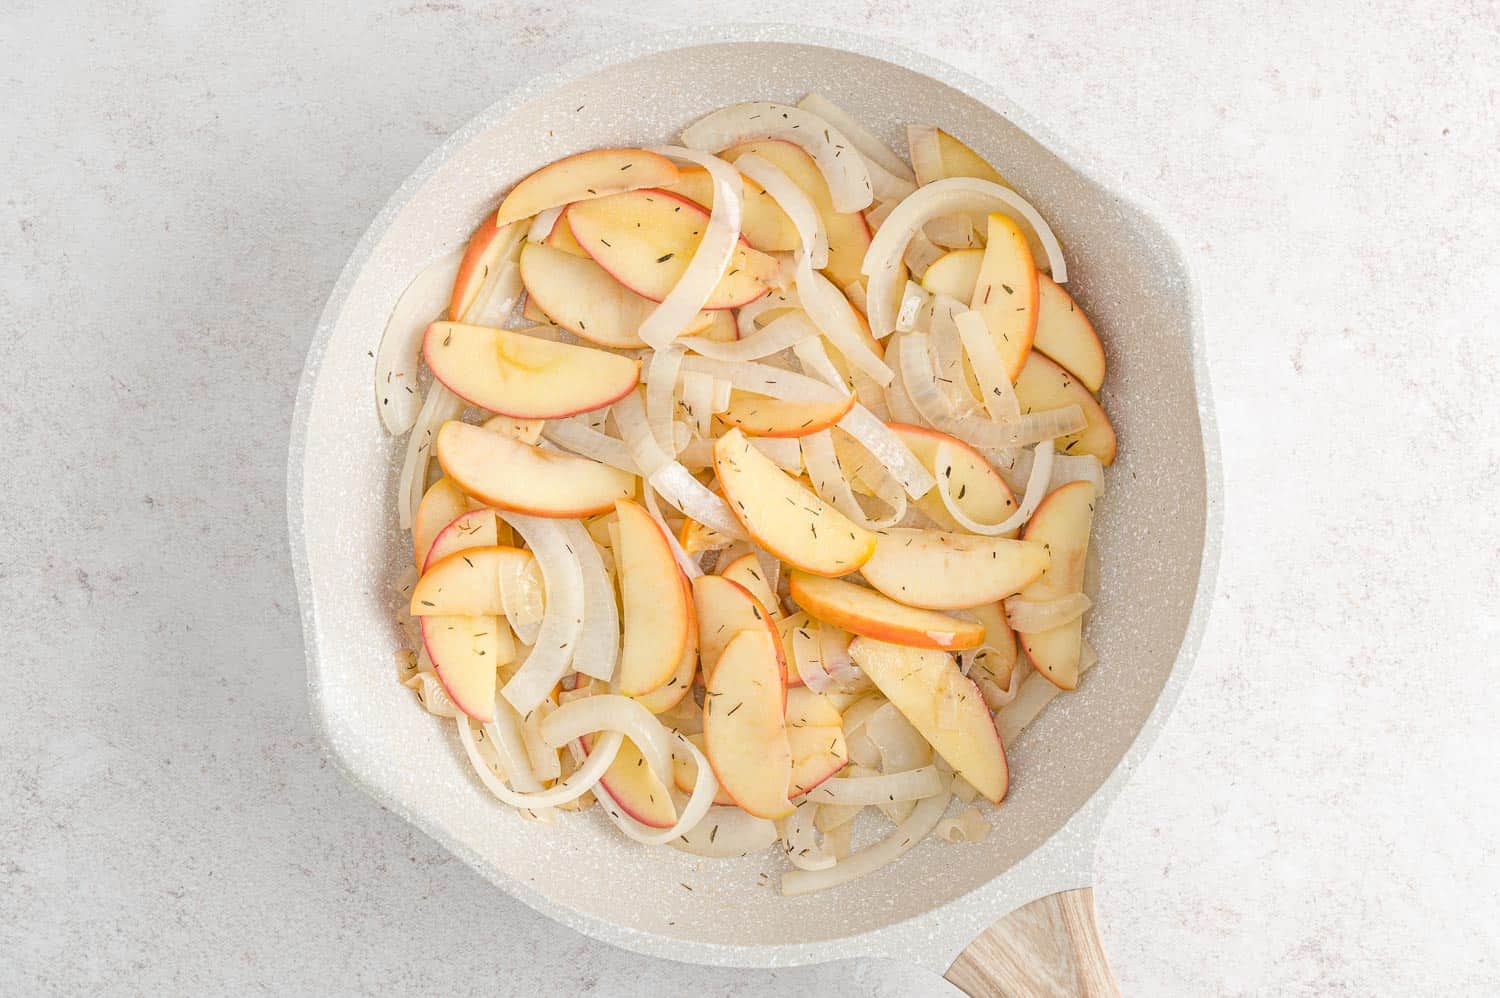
left=736, top=287, right=799, bottom=338
left=733, top=153, right=828, bottom=269
left=806, top=765, right=945, bottom=805
left=797, top=259, right=893, bottom=385
left=782, top=782, right=950, bottom=896
left=937, top=439, right=1055, bottom=537
left=1004, top=592, right=1092, bottom=633
left=836, top=403, right=935, bottom=499
left=458, top=716, right=620, bottom=810
left=377, top=247, right=462, bottom=435
left=784, top=801, right=836, bottom=871
left=599, top=731, right=719, bottom=845
left=801, top=430, right=902, bottom=529
left=679, top=310, right=818, bottom=362
left=796, top=93, right=916, bottom=191
left=613, top=390, right=745, bottom=540
left=542, top=418, right=638, bottom=473
left=560, top=519, right=619, bottom=681
left=497, top=512, right=585, bottom=713
left=397, top=382, right=463, bottom=530
left=954, top=308, right=1020, bottom=422
left=671, top=805, right=778, bottom=857
left=677, top=355, right=843, bottom=403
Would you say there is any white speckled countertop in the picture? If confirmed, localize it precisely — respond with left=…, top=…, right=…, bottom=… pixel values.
left=3, top=2, right=1497, bottom=994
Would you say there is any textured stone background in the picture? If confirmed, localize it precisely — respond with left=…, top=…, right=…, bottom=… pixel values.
left=3, top=1, right=1497, bottom=994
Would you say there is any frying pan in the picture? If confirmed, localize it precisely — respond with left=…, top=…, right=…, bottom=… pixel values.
left=288, top=25, right=1220, bottom=994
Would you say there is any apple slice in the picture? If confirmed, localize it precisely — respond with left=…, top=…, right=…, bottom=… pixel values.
left=716, top=391, right=855, bottom=438
left=665, top=165, right=800, bottom=252
left=420, top=614, right=506, bottom=721
left=586, top=732, right=679, bottom=828
left=787, top=572, right=983, bottom=651
left=703, top=627, right=793, bottom=819
left=719, top=140, right=872, bottom=287
left=692, top=574, right=779, bottom=682
left=423, top=321, right=639, bottom=419
left=714, top=428, right=876, bottom=577
left=1034, top=275, right=1106, bottom=392
left=848, top=636, right=1008, bottom=802
left=888, top=423, right=1018, bottom=535
left=971, top=213, right=1039, bottom=381
left=410, top=545, right=534, bottom=616
left=785, top=686, right=847, bottom=798
left=542, top=212, right=588, bottom=257
left=717, top=552, right=781, bottom=619
left=965, top=600, right=1019, bottom=697
left=634, top=574, right=698, bottom=713
left=616, top=499, right=691, bottom=696
left=450, top=214, right=520, bottom=321
left=678, top=514, right=733, bottom=557
left=1017, top=481, right=1097, bottom=690
left=1013, top=352, right=1117, bottom=464
left=696, top=308, right=738, bottom=343
left=480, top=414, right=544, bottom=446
left=566, top=189, right=777, bottom=308
left=775, top=611, right=812, bottom=688
left=920, top=247, right=982, bottom=301
left=413, top=477, right=471, bottom=569
left=907, top=125, right=1009, bottom=188
left=860, top=528, right=1048, bottom=609
left=422, top=508, right=498, bottom=572
left=494, top=148, right=680, bottom=228
left=436, top=420, right=635, bottom=518
left=671, top=732, right=736, bottom=806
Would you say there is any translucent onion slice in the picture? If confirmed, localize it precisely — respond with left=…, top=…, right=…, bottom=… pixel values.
left=647, top=344, right=686, bottom=454
left=480, top=699, right=545, bottom=790
left=642, top=480, right=703, bottom=579
left=751, top=436, right=803, bottom=474
left=680, top=370, right=715, bottom=435
left=926, top=215, right=978, bottom=249
left=464, top=252, right=526, bottom=328
left=1049, top=453, right=1106, bottom=494
left=882, top=357, right=923, bottom=426
left=1004, top=592, right=1092, bottom=633
left=895, top=281, right=932, bottom=333
left=901, top=229, right=945, bottom=278
left=784, top=800, right=836, bottom=871
left=376, top=247, right=462, bottom=435
left=541, top=694, right=672, bottom=778
left=817, top=619, right=866, bottom=690
left=790, top=618, right=835, bottom=694
left=792, top=335, right=849, bottom=390
left=561, top=520, right=619, bottom=681
left=938, top=439, right=1055, bottom=536
left=638, top=147, right=744, bottom=348
left=497, top=513, right=585, bottom=713
left=954, top=308, right=1020, bottom=422
left=801, top=430, right=901, bottom=529
left=837, top=403, right=935, bottom=499
left=997, top=640, right=1098, bottom=747
left=542, top=418, right=639, bottom=474
left=711, top=377, right=733, bottom=413
left=679, top=310, right=817, bottom=361
left=733, top=153, right=828, bottom=269
left=406, top=669, right=461, bottom=718
left=796, top=93, right=916, bottom=188
left=680, top=101, right=874, bottom=212
left=842, top=279, right=868, bottom=313
left=458, top=714, right=620, bottom=809
left=498, top=552, right=545, bottom=645
left=935, top=806, right=992, bottom=844
left=863, top=177, right=1068, bottom=336
left=520, top=698, right=562, bottom=782
left=929, top=307, right=983, bottom=417
left=752, top=545, right=782, bottom=602
left=600, top=730, right=718, bottom=845
left=736, top=287, right=799, bottom=338
left=797, top=259, right=894, bottom=385
left=613, top=391, right=745, bottom=539
left=671, top=805, right=778, bottom=857
left=782, top=787, right=949, bottom=896
left=866, top=703, right=934, bottom=772
left=677, top=355, right=843, bottom=403
left=397, top=382, right=463, bottom=530
left=527, top=206, right=563, bottom=244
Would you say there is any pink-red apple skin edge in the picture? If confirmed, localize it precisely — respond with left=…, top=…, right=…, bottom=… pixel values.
left=581, top=734, right=677, bottom=829
left=450, top=212, right=504, bottom=321
left=786, top=576, right=983, bottom=652
left=886, top=422, right=1019, bottom=507
left=719, top=394, right=853, bottom=438
left=1017, top=479, right=1091, bottom=691
left=420, top=509, right=495, bottom=573
left=700, top=576, right=787, bottom=697
left=419, top=616, right=494, bottom=724
left=420, top=322, right=640, bottom=421
left=789, top=755, right=847, bottom=799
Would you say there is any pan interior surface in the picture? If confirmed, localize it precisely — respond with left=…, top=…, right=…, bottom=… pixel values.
left=297, top=39, right=1206, bottom=952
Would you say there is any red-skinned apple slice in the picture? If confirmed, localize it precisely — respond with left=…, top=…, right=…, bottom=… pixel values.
left=860, top=528, right=1048, bottom=609
left=716, top=392, right=855, bottom=438
left=785, top=686, right=847, bottom=798
left=848, top=636, right=1008, bottom=802
left=888, top=423, right=1018, bottom=535
left=615, top=499, right=691, bottom=696
left=494, top=148, right=680, bottom=228
left=720, top=140, right=872, bottom=287
left=1013, top=352, right=1117, bottom=464
left=410, top=545, right=534, bottom=616
left=423, top=321, right=639, bottom=419
left=420, top=614, right=506, bottom=721
left=714, top=428, right=876, bottom=577
left=665, top=165, right=800, bottom=252
left=543, top=212, right=588, bottom=257
left=1034, top=275, right=1106, bottom=392
left=971, top=212, right=1039, bottom=381
left=565, top=189, right=776, bottom=308
left=1017, top=481, right=1096, bottom=690
left=413, top=477, right=471, bottom=569
left=920, top=247, right=982, bottom=301
left=421, top=508, right=498, bottom=572
left=703, top=627, right=794, bottom=819
left=787, top=572, right=983, bottom=651
left=633, top=574, right=698, bottom=714
left=435, top=421, right=635, bottom=518
left=696, top=308, right=738, bottom=343
left=907, top=125, right=1010, bottom=188
left=717, top=553, right=781, bottom=620
left=586, top=732, right=679, bottom=828
left=692, top=574, right=779, bottom=683
left=450, top=214, right=520, bottom=321
left=671, top=732, right=736, bottom=806
left=775, top=611, right=811, bottom=688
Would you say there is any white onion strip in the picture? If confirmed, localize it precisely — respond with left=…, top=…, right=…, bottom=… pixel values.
left=397, top=382, right=462, bottom=531
left=797, top=260, right=894, bottom=385
left=497, top=513, right=585, bottom=713
left=679, top=310, right=817, bottom=361
left=836, top=404, right=935, bottom=499
left=681, top=101, right=874, bottom=213
left=600, top=731, right=718, bottom=845
left=938, top=439, right=1055, bottom=536
left=671, top=805, right=778, bottom=857
left=736, top=288, right=799, bottom=338
left=680, top=370, right=715, bottom=435
left=782, top=784, right=949, bottom=896
left=459, top=715, right=620, bottom=810
left=527, top=206, right=563, bottom=244
left=895, top=281, right=931, bottom=333
left=542, top=418, right=639, bottom=474
left=863, top=177, right=1068, bottom=336
left=561, top=520, right=619, bottom=681
left=733, top=153, right=828, bottom=269
left=677, top=355, right=843, bottom=403
left=638, top=147, right=743, bottom=348
left=1049, top=453, right=1106, bottom=495
left=642, top=480, right=703, bottom=579
left=792, top=335, right=849, bottom=390
left=954, top=308, right=1020, bottom=422
left=376, top=247, right=462, bottom=435
left=613, top=391, right=745, bottom=539
left=541, top=695, right=672, bottom=779
left=801, top=430, right=901, bottom=529
left=497, top=554, right=544, bottom=645
left=647, top=344, right=686, bottom=453
left=796, top=93, right=916, bottom=188
left=482, top=699, right=544, bottom=792
left=784, top=801, right=836, bottom=871
left=1004, top=593, right=1092, bottom=633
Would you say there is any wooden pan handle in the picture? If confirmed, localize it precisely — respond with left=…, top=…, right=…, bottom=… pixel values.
left=944, top=887, right=1120, bottom=997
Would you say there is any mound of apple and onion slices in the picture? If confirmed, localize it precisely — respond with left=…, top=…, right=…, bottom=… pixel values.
left=379, top=95, right=1116, bottom=895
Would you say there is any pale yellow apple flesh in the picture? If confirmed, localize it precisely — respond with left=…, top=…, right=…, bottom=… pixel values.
left=632, top=573, right=698, bottom=714
left=692, top=574, right=778, bottom=683
left=908, top=125, right=1010, bottom=188
left=420, top=614, right=507, bottom=721
left=717, top=552, right=781, bottom=620
left=888, top=423, right=1018, bottom=536
left=664, top=165, right=801, bottom=252
left=1018, top=481, right=1097, bottom=690
left=972, top=212, right=1039, bottom=381
left=410, top=545, right=535, bottom=616
left=671, top=731, right=736, bottom=806
left=714, top=428, right=876, bottom=577
left=436, top=420, right=636, bottom=518
left=586, top=732, right=679, bottom=828
left=716, top=392, right=855, bottom=438
left=786, top=687, right=847, bottom=798
left=565, top=189, right=776, bottom=308
left=450, top=214, right=518, bottom=321
left=920, top=247, right=983, bottom=301
left=543, top=212, right=588, bottom=257
left=788, top=571, right=984, bottom=651
left=775, top=611, right=811, bottom=688
left=423, top=321, right=640, bottom=419
left=848, top=636, right=1009, bottom=802
left=518, top=241, right=656, bottom=348
left=861, top=528, right=1049, bottom=609
left=494, top=147, right=681, bottom=228
left=413, top=477, right=470, bottom=569
left=1013, top=352, right=1117, bottom=464
left=703, top=627, right=794, bottom=819
left=1034, top=275, right=1107, bottom=392
left=421, top=508, right=498, bottom=572
left=615, top=499, right=691, bottom=696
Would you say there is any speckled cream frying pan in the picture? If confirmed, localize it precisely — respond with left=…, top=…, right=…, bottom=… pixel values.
left=289, top=25, right=1220, bottom=995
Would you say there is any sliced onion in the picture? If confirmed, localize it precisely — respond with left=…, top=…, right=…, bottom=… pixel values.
left=680, top=370, right=715, bottom=435
left=814, top=800, right=864, bottom=833
left=782, top=787, right=949, bottom=896
left=613, top=390, right=745, bottom=539
left=784, top=800, right=837, bottom=871
left=882, top=358, right=923, bottom=426
left=474, top=701, right=540, bottom=790
left=926, top=215, right=978, bottom=249
left=464, top=254, right=526, bottom=328
left=405, top=669, right=461, bottom=718
left=527, top=206, right=562, bottom=244
left=542, top=418, right=638, bottom=473
left=797, top=259, right=893, bottom=385
left=806, top=767, right=944, bottom=807
left=789, top=618, right=833, bottom=693
left=678, top=355, right=843, bottom=403
left=836, top=404, right=935, bottom=499
left=497, top=513, right=585, bottom=713
left=864, top=198, right=897, bottom=231
left=1049, top=453, right=1105, bottom=495
left=397, top=383, right=463, bottom=530
left=600, top=730, right=718, bottom=845
left=817, top=620, right=866, bottom=690
left=638, top=147, right=743, bottom=348
left=751, top=436, right=803, bottom=474
left=459, top=713, right=619, bottom=809
left=376, top=247, right=462, bottom=435
left=954, top=308, right=1020, bottom=422
left=796, top=93, right=916, bottom=188
left=866, top=703, right=933, bottom=772
left=997, top=643, right=1097, bottom=748
left=863, top=177, right=1068, bottom=337
left=752, top=545, right=782, bottom=601
left=1004, top=593, right=1092, bottom=633
left=647, top=344, right=686, bottom=453
left=679, top=309, right=817, bottom=361
left=681, top=101, right=874, bottom=212
left=895, top=281, right=932, bottom=333
left=792, top=335, right=849, bottom=390
left=938, top=439, right=1055, bottom=536
left=711, top=377, right=733, bottom=413
left=561, top=520, right=619, bottom=681
left=520, top=697, right=562, bottom=782
left=671, top=805, right=778, bottom=857
left=736, top=287, right=799, bottom=338
left=497, top=551, right=545, bottom=645
left=801, top=431, right=900, bottom=529
left=733, top=153, right=828, bottom=269
left=542, top=694, right=671, bottom=777
left=935, top=806, right=992, bottom=844
left=901, top=229, right=944, bottom=277
left=642, top=480, right=703, bottom=579
left=930, top=308, right=983, bottom=417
